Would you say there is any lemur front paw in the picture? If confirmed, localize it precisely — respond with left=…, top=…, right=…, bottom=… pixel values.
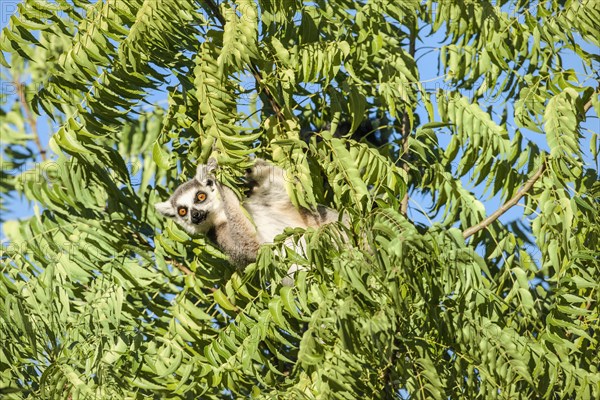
left=244, top=158, right=271, bottom=191
left=245, top=158, right=269, bottom=179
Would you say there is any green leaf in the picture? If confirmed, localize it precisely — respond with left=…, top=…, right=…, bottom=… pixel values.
left=152, top=141, right=172, bottom=169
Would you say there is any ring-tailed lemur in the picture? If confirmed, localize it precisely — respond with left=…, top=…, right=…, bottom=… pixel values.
left=155, top=158, right=340, bottom=271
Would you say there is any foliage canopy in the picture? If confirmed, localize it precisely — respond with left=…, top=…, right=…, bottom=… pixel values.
left=1, top=0, right=599, bottom=399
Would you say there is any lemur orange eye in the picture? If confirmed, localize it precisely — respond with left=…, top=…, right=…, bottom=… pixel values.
left=196, top=192, right=206, bottom=202
left=178, top=207, right=187, bottom=216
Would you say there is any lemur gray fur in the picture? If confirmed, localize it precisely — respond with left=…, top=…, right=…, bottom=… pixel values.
left=154, top=158, right=340, bottom=269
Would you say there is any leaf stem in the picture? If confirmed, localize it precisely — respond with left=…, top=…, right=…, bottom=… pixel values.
left=14, top=80, right=46, bottom=161
left=400, top=22, right=416, bottom=216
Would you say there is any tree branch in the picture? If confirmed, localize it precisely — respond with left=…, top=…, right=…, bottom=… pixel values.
left=582, top=85, right=599, bottom=115
left=165, top=258, right=193, bottom=275
left=14, top=80, right=46, bottom=161
left=400, top=22, right=416, bottom=216
left=462, top=87, right=598, bottom=240
left=462, top=161, right=546, bottom=239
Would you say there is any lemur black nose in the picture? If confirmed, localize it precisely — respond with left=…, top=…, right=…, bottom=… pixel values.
left=191, top=210, right=207, bottom=224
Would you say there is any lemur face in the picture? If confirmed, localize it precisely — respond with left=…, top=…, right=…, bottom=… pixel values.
left=155, top=163, right=223, bottom=235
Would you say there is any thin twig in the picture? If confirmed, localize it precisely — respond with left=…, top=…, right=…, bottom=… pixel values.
left=165, top=258, right=193, bottom=275
left=582, top=86, right=599, bottom=115
left=14, top=80, right=46, bottom=161
left=203, top=0, right=284, bottom=122
left=462, top=161, right=546, bottom=239
left=400, top=23, right=416, bottom=216
left=248, top=64, right=284, bottom=121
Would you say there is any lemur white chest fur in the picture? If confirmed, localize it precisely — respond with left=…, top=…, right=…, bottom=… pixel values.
left=155, top=158, right=339, bottom=269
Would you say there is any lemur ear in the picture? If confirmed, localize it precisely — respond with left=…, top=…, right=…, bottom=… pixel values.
left=155, top=201, right=176, bottom=218
left=206, top=158, right=218, bottom=171
left=196, top=158, right=217, bottom=184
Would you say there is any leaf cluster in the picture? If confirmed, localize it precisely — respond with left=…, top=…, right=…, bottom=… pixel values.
left=1, top=0, right=599, bottom=399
